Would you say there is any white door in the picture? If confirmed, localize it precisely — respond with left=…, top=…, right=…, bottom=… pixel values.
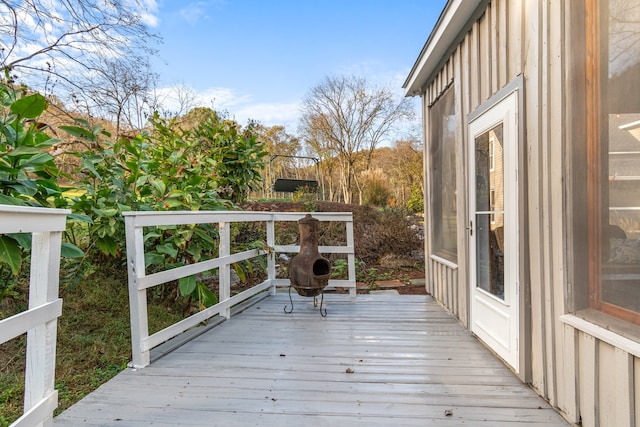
left=468, top=90, right=520, bottom=372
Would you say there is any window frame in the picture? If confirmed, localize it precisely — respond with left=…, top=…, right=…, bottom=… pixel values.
left=585, top=0, right=640, bottom=325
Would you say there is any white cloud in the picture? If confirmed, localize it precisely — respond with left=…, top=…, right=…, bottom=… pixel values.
left=155, top=83, right=301, bottom=128
left=234, top=102, right=302, bottom=127
left=179, top=2, right=209, bottom=25
left=197, top=87, right=251, bottom=109
left=115, top=0, right=159, bottom=27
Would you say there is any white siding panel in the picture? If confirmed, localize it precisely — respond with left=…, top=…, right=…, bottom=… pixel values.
left=522, top=0, right=547, bottom=395
left=507, top=0, right=523, bottom=81
left=490, top=1, right=499, bottom=94
left=497, top=0, right=508, bottom=88
left=578, top=331, right=598, bottom=427
left=560, top=324, right=579, bottom=423
left=613, top=348, right=635, bottom=427
left=549, top=0, right=573, bottom=417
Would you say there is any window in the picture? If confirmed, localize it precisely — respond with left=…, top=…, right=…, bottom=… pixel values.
left=577, top=0, right=640, bottom=325
left=429, top=86, right=457, bottom=261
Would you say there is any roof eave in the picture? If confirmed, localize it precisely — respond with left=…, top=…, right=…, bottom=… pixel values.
left=403, top=0, right=483, bottom=97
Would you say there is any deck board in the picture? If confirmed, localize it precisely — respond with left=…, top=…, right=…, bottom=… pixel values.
left=53, top=294, right=570, bottom=426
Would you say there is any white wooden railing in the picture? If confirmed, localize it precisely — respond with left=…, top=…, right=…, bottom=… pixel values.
left=123, top=211, right=356, bottom=368
left=0, top=205, right=69, bottom=427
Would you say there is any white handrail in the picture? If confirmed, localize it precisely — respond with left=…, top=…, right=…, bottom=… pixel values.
left=0, top=205, right=70, bottom=427
left=123, top=210, right=356, bottom=368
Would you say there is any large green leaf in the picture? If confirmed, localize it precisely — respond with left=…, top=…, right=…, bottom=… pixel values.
left=96, top=236, right=118, bottom=256
left=59, top=125, right=94, bottom=140
left=80, top=158, right=102, bottom=179
left=149, top=178, right=166, bottom=196
left=20, top=152, right=55, bottom=168
left=156, top=242, right=178, bottom=259
left=8, top=181, right=38, bottom=196
left=144, top=252, right=165, bottom=267
left=135, top=175, right=148, bottom=188
left=35, top=179, right=63, bottom=196
left=0, top=235, right=22, bottom=275
left=197, top=282, right=217, bottom=307
left=10, top=93, right=47, bottom=119
left=7, top=146, right=41, bottom=157
left=178, top=275, right=197, bottom=296
left=163, top=198, right=183, bottom=209
left=7, top=233, right=31, bottom=249
left=0, top=194, right=24, bottom=205
left=61, top=242, right=84, bottom=258
left=67, top=213, right=93, bottom=223
left=143, top=232, right=162, bottom=242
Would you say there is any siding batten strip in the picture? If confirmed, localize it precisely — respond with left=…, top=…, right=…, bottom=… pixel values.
left=578, top=331, right=599, bottom=427
left=613, top=348, right=634, bottom=427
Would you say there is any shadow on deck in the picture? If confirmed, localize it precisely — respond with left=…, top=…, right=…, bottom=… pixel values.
left=53, top=293, right=569, bottom=427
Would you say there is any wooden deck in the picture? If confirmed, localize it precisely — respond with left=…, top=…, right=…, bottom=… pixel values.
left=53, top=293, right=570, bottom=426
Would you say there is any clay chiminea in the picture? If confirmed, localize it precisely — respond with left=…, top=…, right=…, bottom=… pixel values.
left=288, top=214, right=331, bottom=297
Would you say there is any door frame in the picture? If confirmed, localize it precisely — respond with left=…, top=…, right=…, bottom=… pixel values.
left=466, top=75, right=530, bottom=381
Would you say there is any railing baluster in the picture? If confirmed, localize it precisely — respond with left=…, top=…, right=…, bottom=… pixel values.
left=219, top=222, right=231, bottom=319
left=267, top=219, right=276, bottom=295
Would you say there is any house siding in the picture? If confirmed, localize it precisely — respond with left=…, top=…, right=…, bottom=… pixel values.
left=415, top=1, right=638, bottom=425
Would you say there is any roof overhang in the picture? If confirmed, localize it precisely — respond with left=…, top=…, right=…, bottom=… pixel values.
left=403, top=0, right=483, bottom=97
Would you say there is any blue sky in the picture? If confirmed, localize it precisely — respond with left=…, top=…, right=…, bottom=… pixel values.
left=151, top=1, right=447, bottom=131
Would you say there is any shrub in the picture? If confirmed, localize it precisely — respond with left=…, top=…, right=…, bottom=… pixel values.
left=360, top=168, right=391, bottom=207
left=0, top=82, right=84, bottom=301
left=407, top=184, right=424, bottom=213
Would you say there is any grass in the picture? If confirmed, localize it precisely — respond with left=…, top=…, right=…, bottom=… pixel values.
left=0, top=260, right=185, bottom=426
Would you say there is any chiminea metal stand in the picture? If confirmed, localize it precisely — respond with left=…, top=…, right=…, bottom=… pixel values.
left=284, top=214, right=331, bottom=317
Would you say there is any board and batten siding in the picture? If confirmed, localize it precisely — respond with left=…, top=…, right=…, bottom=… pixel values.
left=419, top=1, right=638, bottom=426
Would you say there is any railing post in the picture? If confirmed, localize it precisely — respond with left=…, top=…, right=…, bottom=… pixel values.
left=346, top=219, right=356, bottom=297
left=24, top=230, right=62, bottom=427
left=125, top=216, right=150, bottom=368
left=219, top=222, right=231, bottom=319
left=266, top=217, right=276, bottom=295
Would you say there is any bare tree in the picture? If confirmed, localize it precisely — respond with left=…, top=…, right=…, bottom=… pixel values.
left=170, top=83, right=199, bottom=118
left=302, top=115, right=339, bottom=201
left=0, top=0, right=160, bottom=103
left=73, top=55, right=159, bottom=135
left=252, top=124, right=301, bottom=198
left=300, top=75, right=414, bottom=204
left=373, top=138, right=423, bottom=206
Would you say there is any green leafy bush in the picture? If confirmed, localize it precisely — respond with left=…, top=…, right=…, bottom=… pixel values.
left=407, top=184, right=424, bottom=214
left=0, top=82, right=84, bottom=300
left=63, top=112, right=267, bottom=307
left=1, top=80, right=268, bottom=309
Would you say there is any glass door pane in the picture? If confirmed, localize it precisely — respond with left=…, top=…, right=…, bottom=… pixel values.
left=475, top=123, right=505, bottom=299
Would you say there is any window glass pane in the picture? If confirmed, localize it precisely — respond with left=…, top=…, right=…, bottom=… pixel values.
left=429, top=87, right=457, bottom=260
left=475, top=125, right=504, bottom=300
left=600, top=0, right=640, bottom=317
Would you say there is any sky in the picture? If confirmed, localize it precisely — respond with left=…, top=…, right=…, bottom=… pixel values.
left=150, top=1, right=448, bottom=132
